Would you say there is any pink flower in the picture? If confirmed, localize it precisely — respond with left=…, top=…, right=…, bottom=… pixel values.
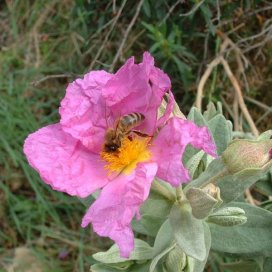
left=24, top=52, right=217, bottom=258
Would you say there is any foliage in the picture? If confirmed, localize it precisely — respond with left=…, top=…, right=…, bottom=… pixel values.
left=87, top=105, right=272, bottom=271
left=1, top=0, right=272, bottom=271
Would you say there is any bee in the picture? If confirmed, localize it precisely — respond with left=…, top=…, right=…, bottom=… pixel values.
left=104, top=112, right=145, bottom=153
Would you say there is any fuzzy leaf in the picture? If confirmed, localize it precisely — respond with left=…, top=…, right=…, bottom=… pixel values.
left=132, top=185, right=172, bottom=236
left=203, top=102, right=218, bottom=121
left=149, top=244, right=175, bottom=272
left=186, top=187, right=221, bottom=219
left=93, top=239, right=153, bottom=264
left=209, top=202, right=272, bottom=257
left=90, top=261, right=151, bottom=272
left=221, top=258, right=263, bottom=272
left=208, top=115, right=232, bottom=155
left=187, top=107, right=208, bottom=126
left=218, top=168, right=271, bottom=203
left=152, top=219, right=174, bottom=256
left=184, top=158, right=226, bottom=192
left=185, top=150, right=206, bottom=179
left=165, top=246, right=187, bottom=272
left=185, top=223, right=211, bottom=272
left=169, top=202, right=206, bottom=261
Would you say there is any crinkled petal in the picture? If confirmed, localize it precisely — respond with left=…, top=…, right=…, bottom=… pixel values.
left=23, top=124, right=109, bottom=198
left=60, top=71, right=112, bottom=153
left=102, top=52, right=171, bottom=135
left=156, top=90, right=175, bottom=128
left=151, top=117, right=217, bottom=186
left=81, top=162, right=158, bottom=258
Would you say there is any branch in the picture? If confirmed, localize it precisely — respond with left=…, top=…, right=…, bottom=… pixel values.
left=109, top=0, right=144, bottom=72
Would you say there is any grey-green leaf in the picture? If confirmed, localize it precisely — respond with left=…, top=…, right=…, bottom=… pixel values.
left=165, top=246, right=187, bottom=272
left=208, top=115, right=232, bottom=155
left=149, top=244, right=175, bottom=272
left=185, top=150, right=206, bottom=179
left=132, top=186, right=172, bottom=236
left=209, top=202, right=272, bottom=257
left=184, top=158, right=226, bottom=192
left=187, top=107, right=208, bottom=126
left=152, top=219, right=174, bottom=257
left=93, top=239, right=153, bottom=264
left=218, top=168, right=270, bottom=203
left=185, top=223, right=211, bottom=272
left=186, top=187, right=221, bottom=219
left=169, top=202, right=206, bottom=261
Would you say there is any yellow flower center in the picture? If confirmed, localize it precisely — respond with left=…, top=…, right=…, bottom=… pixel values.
left=101, top=137, right=151, bottom=175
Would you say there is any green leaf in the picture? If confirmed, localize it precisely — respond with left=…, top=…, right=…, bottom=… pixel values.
left=152, top=219, right=174, bottom=256
left=149, top=244, right=175, bottom=272
left=264, top=257, right=272, bottom=272
left=93, top=239, right=153, bottom=264
left=186, top=187, right=221, bottom=219
left=207, top=207, right=247, bottom=226
left=221, top=258, right=263, bottom=272
left=164, top=246, right=187, bottom=272
left=90, top=263, right=121, bottom=272
left=142, top=0, right=151, bottom=17
left=187, top=107, right=208, bottom=126
left=255, top=171, right=272, bottom=197
left=185, top=223, right=211, bottom=272
left=132, top=185, right=173, bottom=236
left=185, top=150, right=205, bottom=179
left=149, top=220, right=176, bottom=272
left=203, top=102, right=218, bottom=121
left=257, top=130, right=272, bottom=140
left=218, top=168, right=270, bottom=203
left=184, top=158, right=226, bottom=192
left=90, top=261, right=151, bottom=272
left=208, top=115, right=232, bottom=155
left=78, top=194, right=95, bottom=207
left=209, top=202, right=272, bottom=257
left=187, top=155, right=272, bottom=204
left=169, top=202, right=206, bottom=261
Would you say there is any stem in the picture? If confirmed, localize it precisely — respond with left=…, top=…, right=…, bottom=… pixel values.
left=152, top=180, right=176, bottom=202
left=199, top=168, right=229, bottom=189
left=176, top=185, right=186, bottom=203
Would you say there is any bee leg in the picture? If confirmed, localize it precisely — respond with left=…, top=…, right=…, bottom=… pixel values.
left=128, top=135, right=133, bottom=141
left=132, top=130, right=152, bottom=138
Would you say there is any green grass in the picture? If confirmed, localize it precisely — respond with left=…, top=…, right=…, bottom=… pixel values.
left=0, top=0, right=271, bottom=271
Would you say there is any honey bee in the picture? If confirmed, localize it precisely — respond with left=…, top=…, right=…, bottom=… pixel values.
left=104, top=112, right=145, bottom=153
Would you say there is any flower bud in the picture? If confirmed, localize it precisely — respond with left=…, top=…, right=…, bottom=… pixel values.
left=222, top=139, right=272, bottom=174
left=186, top=184, right=222, bottom=219
left=165, top=246, right=187, bottom=272
left=207, top=207, right=247, bottom=226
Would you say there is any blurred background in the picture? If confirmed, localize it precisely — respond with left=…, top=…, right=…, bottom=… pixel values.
left=0, top=0, right=271, bottom=271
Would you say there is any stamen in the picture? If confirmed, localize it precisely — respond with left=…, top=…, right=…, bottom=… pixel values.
left=101, top=137, right=151, bottom=175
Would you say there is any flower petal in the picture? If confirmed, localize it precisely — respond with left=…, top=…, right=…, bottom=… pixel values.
left=60, top=71, right=112, bottom=153
left=151, top=117, right=217, bottom=186
left=23, top=124, right=109, bottom=198
left=156, top=90, right=175, bottom=128
left=102, top=52, right=171, bottom=135
left=81, top=162, right=158, bottom=258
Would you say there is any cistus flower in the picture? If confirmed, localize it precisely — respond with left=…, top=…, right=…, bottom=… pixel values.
left=24, top=52, right=217, bottom=258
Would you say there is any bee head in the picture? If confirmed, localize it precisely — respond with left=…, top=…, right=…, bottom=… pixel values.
left=104, top=143, right=119, bottom=153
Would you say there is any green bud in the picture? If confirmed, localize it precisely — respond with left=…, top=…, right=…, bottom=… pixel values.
left=165, top=246, right=187, bottom=272
left=222, top=139, right=272, bottom=174
left=207, top=207, right=247, bottom=226
left=186, top=184, right=222, bottom=219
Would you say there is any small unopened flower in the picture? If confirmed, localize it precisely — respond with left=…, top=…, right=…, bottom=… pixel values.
left=24, top=52, right=217, bottom=258
left=222, top=139, right=272, bottom=174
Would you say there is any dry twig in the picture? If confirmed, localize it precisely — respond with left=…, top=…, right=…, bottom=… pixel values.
left=89, top=0, right=127, bottom=70
left=31, top=74, right=74, bottom=87
left=110, top=0, right=144, bottom=71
